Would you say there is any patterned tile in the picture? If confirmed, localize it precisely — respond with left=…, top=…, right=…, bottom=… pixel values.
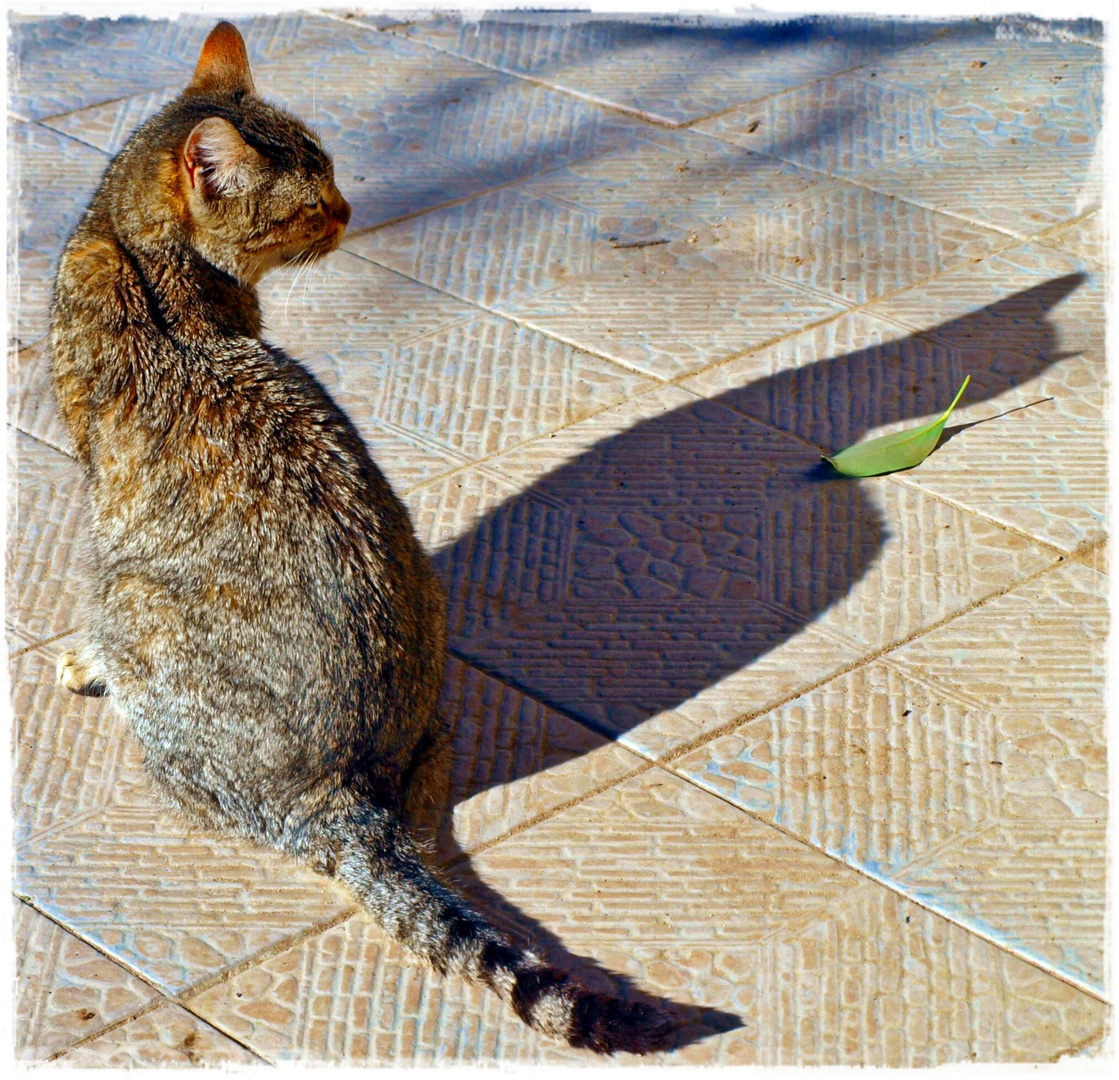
left=12, top=640, right=148, bottom=846
left=15, top=900, right=160, bottom=1061
left=863, top=248, right=1105, bottom=551
left=895, top=417, right=1106, bottom=553
left=10, top=342, right=74, bottom=456
left=8, top=17, right=192, bottom=121
left=59, top=1002, right=261, bottom=1066
left=398, top=13, right=944, bottom=125
left=261, top=255, right=656, bottom=470
left=426, top=381, right=1051, bottom=755
left=7, top=432, right=86, bottom=643
left=186, top=871, right=1110, bottom=1065
left=43, top=88, right=180, bottom=156
left=242, top=28, right=644, bottom=232
left=186, top=912, right=569, bottom=1065
left=439, top=657, right=644, bottom=853
left=672, top=651, right=1108, bottom=992
left=461, top=774, right=1108, bottom=1064
left=999, top=707, right=1108, bottom=822
left=9, top=123, right=109, bottom=347
left=895, top=821, right=1106, bottom=990
left=1038, top=211, right=1107, bottom=269
left=861, top=144, right=1101, bottom=238
left=889, top=560, right=1106, bottom=715
left=15, top=806, right=353, bottom=995
left=355, top=134, right=851, bottom=378
left=674, top=662, right=998, bottom=870
left=746, top=182, right=1004, bottom=306
left=405, top=465, right=524, bottom=553
left=696, top=71, right=936, bottom=177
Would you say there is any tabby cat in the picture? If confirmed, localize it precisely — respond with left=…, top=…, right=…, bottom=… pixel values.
left=49, top=21, right=673, bottom=1054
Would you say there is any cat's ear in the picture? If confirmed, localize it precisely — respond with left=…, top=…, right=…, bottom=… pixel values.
left=182, top=118, right=265, bottom=199
left=189, top=21, right=254, bottom=95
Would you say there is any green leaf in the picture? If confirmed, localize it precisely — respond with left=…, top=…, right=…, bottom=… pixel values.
left=823, top=376, right=971, bottom=477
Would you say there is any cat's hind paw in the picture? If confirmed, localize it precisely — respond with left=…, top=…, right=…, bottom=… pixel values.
left=56, top=649, right=109, bottom=697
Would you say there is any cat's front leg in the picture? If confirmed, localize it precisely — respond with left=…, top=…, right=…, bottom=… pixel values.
left=56, top=645, right=109, bottom=697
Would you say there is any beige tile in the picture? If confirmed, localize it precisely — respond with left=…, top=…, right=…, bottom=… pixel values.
left=695, top=70, right=936, bottom=177
left=507, top=264, right=846, bottom=380
left=59, top=1002, right=261, bottom=1066
left=404, top=465, right=523, bottom=553
left=439, top=657, right=644, bottom=853
left=889, top=559, right=1107, bottom=714
left=353, top=143, right=851, bottom=379
left=10, top=123, right=110, bottom=348
left=397, top=14, right=941, bottom=127
left=671, top=654, right=1107, bottom=991
left=467, top=771, right=862, bottom=950
left=896, top=417, right=1106, bottom=553
left=7, top=431, right=86, bottom=643
left=860, top=246, right=1105, bottom=552
left=15, top=900, right=161, bottom=1061
left=15, top=806, right=352, bottom=994
left=259, top=250, right=477, bottom=362
left=672, top=661, right=999, bottom=871
left=861, top=144, right=1100, bottom=239
left=461, top=774, right=1105, bottom=1064
left=12, top=640, right=149, bottom=846
left=430, top=386, right=866, bottom=753
left=187, top=912, right=563, bottom=1065
left=10, top=342, right=75, bottom=456
left=265, top=252, right=657, bottom=471
left=1038, top=211, right=1107, bottom=268
left=894, top=820, right=1106, bottom=990
left=429, top=382, right=1051, bottom=756
left=186, top=873, right=1110, bottom=1066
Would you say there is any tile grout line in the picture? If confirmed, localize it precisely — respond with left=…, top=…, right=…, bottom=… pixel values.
left=654, top=551, right=1072, bottom=772
left=652, top=760, right=1113, bottom=1006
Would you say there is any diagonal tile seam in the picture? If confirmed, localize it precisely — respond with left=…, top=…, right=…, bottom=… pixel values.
left=12, top=894, right=268, bottom=1065
left=47, top=999, right=273, bottom=1067
left=672, top=20, right=970, bottom=132
left=652, top=553, right=1073, bottom=778
left=16, top=886, right=350, bottom=1064
left=368, top=11, right=958, bottom=136
left=890, top=470, right=1104, bottom=559
left=9, top=626, right=82, bottom=660
left=340, top=198, right=1028, bottom=399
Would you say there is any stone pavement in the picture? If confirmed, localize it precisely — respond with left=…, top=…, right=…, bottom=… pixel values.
left=8, top=7, right=1109, bottom=1066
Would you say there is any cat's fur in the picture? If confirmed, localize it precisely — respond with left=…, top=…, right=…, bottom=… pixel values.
left=49, top=22, right=674, bottom=1054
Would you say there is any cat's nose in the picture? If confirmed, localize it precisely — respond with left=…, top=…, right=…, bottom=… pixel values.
left=327, top=191, right=351, bottom=227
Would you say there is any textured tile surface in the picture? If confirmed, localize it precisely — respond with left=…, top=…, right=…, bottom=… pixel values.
left=354, top=132, right=860, bottom=378
left=15, top=901, right=161, bottom=1061
left=15, top=806, right=353, bottom=995
left=59, top=1003, right=262, bottom=1066
left=8, top=123, right=108, bottom=346
left=9, top=11, right=1108, bottom=1069
left=7, top=432, right=86, bottom=643
left=398, top=13, right=946, bottom=126
left=439, top=657, right=645, bottom=853
left=12, top=640, right=148, bottom=846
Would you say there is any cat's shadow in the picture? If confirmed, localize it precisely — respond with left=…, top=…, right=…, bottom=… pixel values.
left=417, top=272, right=1085, bottom=1050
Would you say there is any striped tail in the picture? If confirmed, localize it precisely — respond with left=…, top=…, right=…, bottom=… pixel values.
left=326, top=800, right=676, bottom=1054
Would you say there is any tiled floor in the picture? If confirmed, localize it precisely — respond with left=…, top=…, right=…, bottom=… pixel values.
left=7, top=7, right=1109, bottom=1066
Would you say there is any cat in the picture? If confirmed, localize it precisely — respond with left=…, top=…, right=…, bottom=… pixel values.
left=48, top=21, right=674, bottom=1055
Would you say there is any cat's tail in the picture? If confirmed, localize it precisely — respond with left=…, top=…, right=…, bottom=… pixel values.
left=321, top=799, right=676, bottom=1054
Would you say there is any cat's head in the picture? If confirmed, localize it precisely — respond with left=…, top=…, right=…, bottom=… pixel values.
left=168, top=22, right=351, bottom=285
